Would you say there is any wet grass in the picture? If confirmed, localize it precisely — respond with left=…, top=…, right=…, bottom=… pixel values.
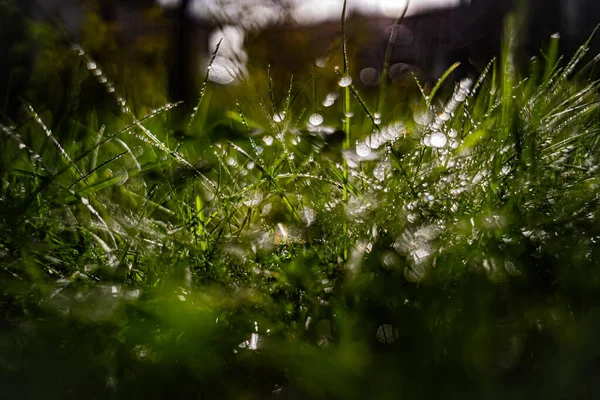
left=2, top=3, right=600, bottom=399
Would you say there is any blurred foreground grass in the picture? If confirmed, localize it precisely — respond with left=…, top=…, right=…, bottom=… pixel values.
left=2, top=2, right=600, bottom=399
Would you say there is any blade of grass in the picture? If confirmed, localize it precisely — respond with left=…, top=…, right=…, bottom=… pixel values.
left=187, top=38, right=222, bottom=133
left=377, top=0, right=410, bottom=118
left=428, top=62, right=461, bottom=107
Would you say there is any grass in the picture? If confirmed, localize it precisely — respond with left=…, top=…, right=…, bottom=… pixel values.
left=2, top=3, right=600, bottom=399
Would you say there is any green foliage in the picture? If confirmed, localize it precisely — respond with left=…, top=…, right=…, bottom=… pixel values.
left=2, top=6, right=600, bottom=400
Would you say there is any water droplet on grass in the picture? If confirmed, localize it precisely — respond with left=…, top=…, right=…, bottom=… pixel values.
left=373, top=162, right=387, bottom=181
left=315, top=56, right=328, bottom=68
left=72, top=44, right=84, bottom=55
left=263, top=135, right=274, bottom=146
left=226, top=156, right=238, bottom=167
left=243, top=192, right=263, bottom=207
left=414, top=110, right=432, bottom=125
left=301, top=207, right=316, bottom=226
left=429, top=132, right=447, bottom=148
left=338, top=74, right=353, bottom=87
left=208, top=56, right=237, bottom=84
left=356, top=141, right=372, bottom=158
left=309, top=113, right=324, bottom=126
left=453, top=92, right=467, bottom=102
left=115, top=171, right=128, bottom=185
left=423, top=134, right=432, bottom=146
left=248, top=333, right=261, bottom=350
left=459, top=77, right=473, bottom=91
left=322, top=92, right=339, bottom=107
left=86, top=61, right=97, bottom=70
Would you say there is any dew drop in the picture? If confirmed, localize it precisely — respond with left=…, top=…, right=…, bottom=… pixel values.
left=423, top=134, right=432, bottom=147
left=322, top=92, right=339, bottom=107
left=243, top=192, right=263, bottom=207
left=72, top=44, right=84, bottom=56
left=309, top=113, right=324, bottom=126
left=459, top=77, right=473, bottom=91
left=226, top=156, right=238, bottom=167
left=356, top=141, right=372, bottom=158
left=453, top=92, right=467, bottom=102
left=301, top=207, right=316, bottom=226
left=263, top=135, right=274, bottom=146
left=86, top=61, right=97, bottom=70
left=429, top=132, right=447, bottom=148
left=373, top=162, right=387, bottom=181
left=207, top=56, right=237, bottom=84
left=315, top=57, right=328, bottom=68
left=338, top=74, right=353, bottom=87
left=413, top=110, right=432, bottom=125
left=115, top=171, right=128, bottom=185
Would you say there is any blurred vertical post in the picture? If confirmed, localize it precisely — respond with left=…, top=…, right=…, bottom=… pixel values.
left=98, top=0, right=118, bottom=22
left=170, top=0, right=194, bottom=106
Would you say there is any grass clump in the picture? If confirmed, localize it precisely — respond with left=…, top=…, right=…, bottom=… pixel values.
left=2, top=4, right=600, bottom=399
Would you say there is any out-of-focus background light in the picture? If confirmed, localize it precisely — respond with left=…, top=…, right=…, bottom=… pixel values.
left=154, top=0, right=467, bottom=84
left=158, top=0, right=465, bottom=26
